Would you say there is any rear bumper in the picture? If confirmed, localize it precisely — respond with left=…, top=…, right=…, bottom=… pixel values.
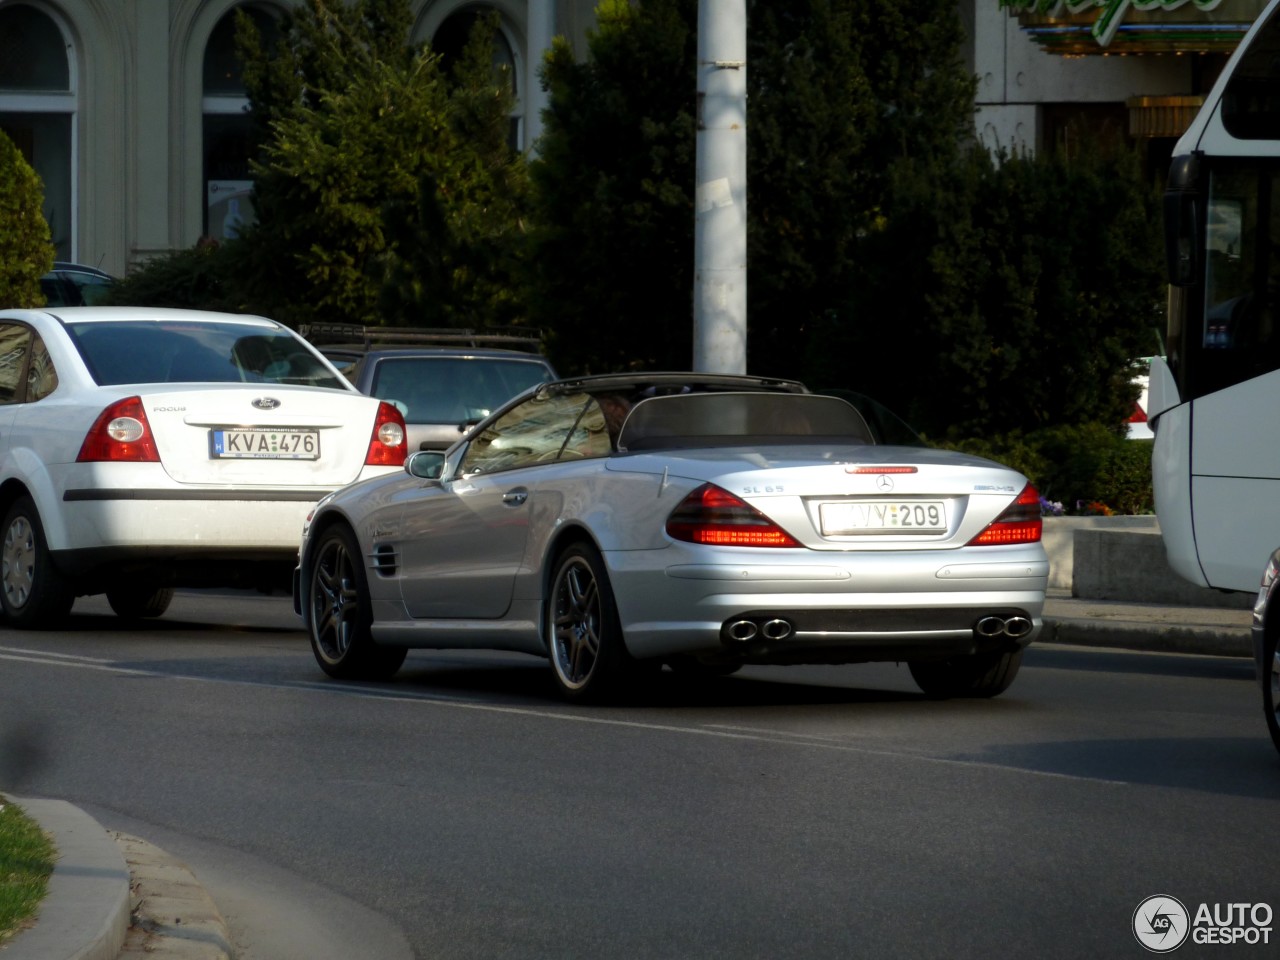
left=605, top=545, right=1047, bottom=663
left=55, top=490, right=321, bottom=552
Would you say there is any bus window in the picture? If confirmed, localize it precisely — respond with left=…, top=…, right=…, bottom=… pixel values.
left=1204, top=188, right=1246, bottom=349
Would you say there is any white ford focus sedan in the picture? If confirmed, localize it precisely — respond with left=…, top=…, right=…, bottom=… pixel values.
left=0, top=306, right=408, bottom=626
left=295, top=373, right=1048, bottom=703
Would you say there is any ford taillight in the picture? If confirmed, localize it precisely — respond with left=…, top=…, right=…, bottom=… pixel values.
left=365, top=401, right=407, bottom=466
left=76, top=396, right=160, bottom=462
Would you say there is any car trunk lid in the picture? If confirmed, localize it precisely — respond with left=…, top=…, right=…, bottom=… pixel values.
left=609, top=445, right=1032, bottom=549
left=139, top=387, right=377, bottom=486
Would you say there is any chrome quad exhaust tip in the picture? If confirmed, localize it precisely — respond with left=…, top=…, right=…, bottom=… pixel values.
left=974, top=615, right=1034, bottom=639
left=723, top=617, right=794, bottom=643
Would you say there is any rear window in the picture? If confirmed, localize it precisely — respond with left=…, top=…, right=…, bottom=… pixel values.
left=65, top=320, right=348, bottom=389
left=369, top=356, right=555, bottom=423
left=617, top=393, right=874, bottom=451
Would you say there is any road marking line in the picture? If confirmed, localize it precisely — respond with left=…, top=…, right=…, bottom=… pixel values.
left=0, top=647, right=1132, bottom=786
left=0, top=645, right=116, bottom=664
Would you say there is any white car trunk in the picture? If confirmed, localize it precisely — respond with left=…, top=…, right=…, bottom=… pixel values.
left=141, top=387, right=376, bottom=486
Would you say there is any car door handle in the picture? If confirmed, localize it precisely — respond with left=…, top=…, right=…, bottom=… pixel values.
left=502, top=488, right=529, bottom=506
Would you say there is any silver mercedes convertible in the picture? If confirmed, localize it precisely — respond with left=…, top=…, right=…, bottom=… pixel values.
left=294, top=373, right=1049, bottom=702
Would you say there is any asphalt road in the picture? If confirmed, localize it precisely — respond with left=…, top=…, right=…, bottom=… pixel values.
left=0, top=590, right=1277, bottom=959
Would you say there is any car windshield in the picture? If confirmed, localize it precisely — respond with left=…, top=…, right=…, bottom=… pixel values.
left=65, top=320, right=347, bottom=389
left=369, top=356, right=553, bottom=423
left=616, top=392, right=874, bottom=451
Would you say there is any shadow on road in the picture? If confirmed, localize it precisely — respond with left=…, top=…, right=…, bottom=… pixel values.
left=951, top=735, right=1280, bottom=799
left=1027, top=644, right=1255, bottom=682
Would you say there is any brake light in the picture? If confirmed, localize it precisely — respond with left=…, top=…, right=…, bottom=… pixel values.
left=666, top=483, right=801, bottom=547
left=76, top=396, right=160, bottom=462
left=365, top=401, right=407, bottom=466
left=967, top=484, right=1042, bottom=546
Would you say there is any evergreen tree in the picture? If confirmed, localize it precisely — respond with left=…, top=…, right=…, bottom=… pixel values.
left=749, top=0, right=976, bottom=379
left=529, top=0, right=699, bottom=373
left=816, top=139, right=1162, bottom=439
left=227, top=0, right=527, bottom=329
left=529, top=0, right=979, bottom=378
left=0, top=130, right=55, bottom=309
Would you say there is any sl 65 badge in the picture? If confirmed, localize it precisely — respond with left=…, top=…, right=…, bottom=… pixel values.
left=743, top=485, right=783, bottom=494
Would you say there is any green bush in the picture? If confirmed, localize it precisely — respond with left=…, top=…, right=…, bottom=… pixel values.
left=99, top=241, right=241, bottom=311
left=945, top=424, right=1153, bottom=515
left=0, top=129, right=55, bottom=308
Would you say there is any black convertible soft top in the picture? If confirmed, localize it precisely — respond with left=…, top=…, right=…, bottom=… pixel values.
left=616, top=391, right=874, bottom=451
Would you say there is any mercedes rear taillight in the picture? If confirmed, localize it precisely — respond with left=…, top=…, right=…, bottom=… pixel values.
left=666, top=483, right=800, bottom=547
left=967, top=484, right=1042, bottom=546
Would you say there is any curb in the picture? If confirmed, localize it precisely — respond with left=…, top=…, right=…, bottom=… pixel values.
left=2, top=797, right=130, bottom=960
left=113, top=832, right=234, bottom=959
left=3, top=798, right=234, bottom=960
left=1041, top=616, right=1253, bottom=659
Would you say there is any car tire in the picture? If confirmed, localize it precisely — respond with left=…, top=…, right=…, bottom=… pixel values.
left=307, top=524, right=406, bottom=680
left=1264, top=628, right=1280, bottom=756
left=0, top=496, right=74, bottom=628
left=546, top=542, right=631, bottom=702
left=106, top=586, right=175, bottom=619
left=908, top=648, right=1024, bottom=699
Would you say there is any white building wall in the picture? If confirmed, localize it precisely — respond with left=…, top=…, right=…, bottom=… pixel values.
left=970, top=0, right=1197, bottom=154
left=2, top=0, right=595, bottom=275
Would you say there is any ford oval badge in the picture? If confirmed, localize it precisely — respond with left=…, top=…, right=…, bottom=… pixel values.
left=252, top=397, right=281, bottom=410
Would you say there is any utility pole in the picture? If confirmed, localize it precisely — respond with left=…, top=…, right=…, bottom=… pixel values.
left=693, top=0, right=747, bottom=374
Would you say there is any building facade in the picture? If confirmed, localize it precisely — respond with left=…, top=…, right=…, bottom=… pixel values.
left=0, top=0, right=1270, bottom=277
left=0, top=0, right=597, bottom=276
left=969, top=0, right=1269, bottom=170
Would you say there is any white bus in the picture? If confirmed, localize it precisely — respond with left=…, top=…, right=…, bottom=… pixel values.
left=1154, top=0, right=1280, bottom=594
left=1153, top=0, right=1280, bottom=752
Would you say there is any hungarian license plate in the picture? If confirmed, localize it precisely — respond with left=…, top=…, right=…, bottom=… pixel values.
left=820, top=500, right=946, bottom=535
left=210, top=427, right=320, bottom=460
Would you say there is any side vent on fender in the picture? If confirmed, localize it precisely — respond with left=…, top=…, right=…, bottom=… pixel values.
left=371, top=543, right=399, bottom=577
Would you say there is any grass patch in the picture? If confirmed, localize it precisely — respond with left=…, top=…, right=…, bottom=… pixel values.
left=0, top=794, right=56, bottom=945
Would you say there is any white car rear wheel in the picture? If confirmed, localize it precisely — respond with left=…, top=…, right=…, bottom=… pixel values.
left=1, top=496, right=73, bottom=628
left=107, top=586, right=174, bottom=619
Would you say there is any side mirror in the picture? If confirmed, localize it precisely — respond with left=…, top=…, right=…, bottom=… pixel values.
left=406, top=450, right=446, bottom=480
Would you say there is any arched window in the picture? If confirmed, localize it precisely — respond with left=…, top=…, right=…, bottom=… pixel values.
left=202, top=4, right=277, bottom=239
left=0, top=3, right=75, bottom=260
left=432, top=7, right=521, bottom=150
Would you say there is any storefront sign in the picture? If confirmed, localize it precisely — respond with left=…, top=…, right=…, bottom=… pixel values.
left=1005, top=0, right=1261, bottom=54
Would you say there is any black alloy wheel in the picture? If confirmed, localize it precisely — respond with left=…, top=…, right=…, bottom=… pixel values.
left=546, top=542, right=630, bottom=702
left=1264, top=629, right=1280, bottom=756
left=307, top=524, right=406, bottom=680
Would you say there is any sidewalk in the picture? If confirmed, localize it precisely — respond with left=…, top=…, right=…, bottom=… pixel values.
left=1042, top=589, right=1254, bottom=659
left=2, top=798, right=233, bottom=960
left=1, top=592, right=1258, bottom=960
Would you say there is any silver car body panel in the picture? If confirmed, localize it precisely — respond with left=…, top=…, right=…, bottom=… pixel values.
left=305, top=423, right=1047, bottom=664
